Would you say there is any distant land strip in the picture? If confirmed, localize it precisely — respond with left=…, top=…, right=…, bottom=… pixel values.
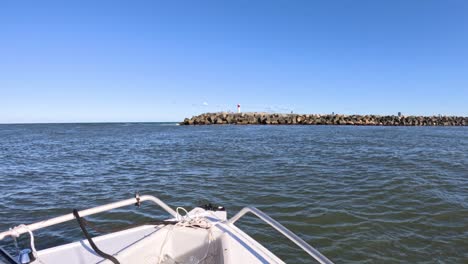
left=181, top=112, right=467, bottom=126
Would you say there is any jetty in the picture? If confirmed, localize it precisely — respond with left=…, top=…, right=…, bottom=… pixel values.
left=181, top=112, right=467, bottom=126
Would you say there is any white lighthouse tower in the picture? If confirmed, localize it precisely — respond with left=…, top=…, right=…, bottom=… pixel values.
left=237, top=104, right=241, bottom=113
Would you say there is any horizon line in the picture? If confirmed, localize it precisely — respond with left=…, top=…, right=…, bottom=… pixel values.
left=1, top=112, right=468, bottom=125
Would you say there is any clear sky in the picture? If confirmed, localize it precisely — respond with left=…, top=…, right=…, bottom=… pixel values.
left=1, top=1, right=467, bottom=123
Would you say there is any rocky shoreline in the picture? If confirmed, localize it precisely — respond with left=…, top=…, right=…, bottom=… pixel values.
left=181, top=112, right=467, bottom=126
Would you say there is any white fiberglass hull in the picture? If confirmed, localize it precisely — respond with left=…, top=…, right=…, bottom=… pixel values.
left=32, top=208, right=283, bottom=264
left=0, top=195, right=332, bottom=264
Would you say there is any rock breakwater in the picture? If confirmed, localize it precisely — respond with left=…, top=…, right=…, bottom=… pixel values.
left=181, top=112, right=467, bottom=126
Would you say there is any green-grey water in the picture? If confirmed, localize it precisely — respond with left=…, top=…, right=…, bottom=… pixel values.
left=0, top=124, right=467, bottom=263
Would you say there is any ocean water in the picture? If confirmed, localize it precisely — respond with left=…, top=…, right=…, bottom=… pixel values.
left=0, top=123, right=467, bottom=263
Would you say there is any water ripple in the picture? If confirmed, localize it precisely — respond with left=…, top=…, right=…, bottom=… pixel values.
left=0, top=124, right=467, bottom=263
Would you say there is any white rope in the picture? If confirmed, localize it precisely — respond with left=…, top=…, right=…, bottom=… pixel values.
left=157, top=225, right=175, bottom=264
left=9, top=224, right=42, bottom=262
left=9, top=227, right=20, bottom=256
left=194, top=227, right=215, bottom=264
left=175, top=217, right=212, bottom=229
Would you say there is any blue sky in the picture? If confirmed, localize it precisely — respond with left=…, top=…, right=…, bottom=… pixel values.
left=1, top=0, right=467, bottom=123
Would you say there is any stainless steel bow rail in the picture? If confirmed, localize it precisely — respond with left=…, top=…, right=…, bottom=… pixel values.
left=0, top=195, right=333, bottom=264
left=229, top=206, right=334, bottom=264
left=0, top=195, right=177, bottom=241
